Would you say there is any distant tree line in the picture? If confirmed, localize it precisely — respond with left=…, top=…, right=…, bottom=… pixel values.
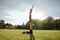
left=0, top=16, right=60, bottom=30
left=26, top=16, right=60, bottom=30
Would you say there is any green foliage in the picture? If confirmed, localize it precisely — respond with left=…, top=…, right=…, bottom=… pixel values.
left=53, top=19, right=60, bottom=30
left=26, top=16, right=60, bottom=30
left=0, top=16, right=60, bottom=30
left=0, top=20, right=5, bottom=29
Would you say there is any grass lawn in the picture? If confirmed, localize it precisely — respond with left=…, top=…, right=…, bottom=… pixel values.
left=0, top=29, right=60, bottom=40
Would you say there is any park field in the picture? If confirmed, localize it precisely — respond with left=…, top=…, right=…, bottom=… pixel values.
left=0, top=29, right=60, bottom=40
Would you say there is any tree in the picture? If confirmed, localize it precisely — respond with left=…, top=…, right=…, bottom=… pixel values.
left=5, top=23, right=13, bottom=29
left=0, top=20, right=5, bottom=29
left=42, top=16, right=54, bottom=30
left=54, top=19, right=60, bottom=30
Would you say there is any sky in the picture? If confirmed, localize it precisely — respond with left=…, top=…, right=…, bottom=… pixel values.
left=0, top=0, right=60, bottom=25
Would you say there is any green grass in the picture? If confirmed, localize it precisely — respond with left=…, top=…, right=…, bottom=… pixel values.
left=0, top=29, right=60, bottom=40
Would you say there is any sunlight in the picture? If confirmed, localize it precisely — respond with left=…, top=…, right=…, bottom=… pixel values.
left=32, top=7, right=46, bottom=20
